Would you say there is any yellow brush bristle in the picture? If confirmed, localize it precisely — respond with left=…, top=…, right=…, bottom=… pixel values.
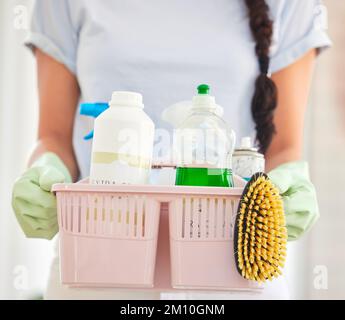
left=234, top=173, right=287, bottom=283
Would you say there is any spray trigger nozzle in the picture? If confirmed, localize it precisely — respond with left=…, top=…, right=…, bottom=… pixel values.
left=79, top=102, right=109, bottom=140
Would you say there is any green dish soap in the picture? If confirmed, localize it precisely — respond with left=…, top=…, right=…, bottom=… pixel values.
left=174, top=84, right=236, bottom=187
left=175, top=167, right=233, bottom=187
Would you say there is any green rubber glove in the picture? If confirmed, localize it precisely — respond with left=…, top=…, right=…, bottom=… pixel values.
left=268, top=161, right=319, bottom=241
left=12, top=152, right=72, bottom=240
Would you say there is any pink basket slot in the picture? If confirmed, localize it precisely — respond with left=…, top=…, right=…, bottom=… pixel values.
left=169, top=194, right=261, bottom=291
left=55, top=190, right=160, bottom=288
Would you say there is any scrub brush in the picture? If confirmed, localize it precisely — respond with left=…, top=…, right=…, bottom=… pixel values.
left=234, top=173, right=287, bottom=282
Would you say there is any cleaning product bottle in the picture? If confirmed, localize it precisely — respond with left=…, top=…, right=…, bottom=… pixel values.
left=232, top=137, right=265, bottom=181
left=90, top=91, right=155, bottom=185
left=174, top=84, right=236, bottom=187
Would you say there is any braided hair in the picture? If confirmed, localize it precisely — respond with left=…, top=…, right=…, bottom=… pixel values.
left=244, top=0, right=278, bottom=154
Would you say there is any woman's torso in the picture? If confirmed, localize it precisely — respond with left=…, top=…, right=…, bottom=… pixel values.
left=70, top=0, right=270, bottom=178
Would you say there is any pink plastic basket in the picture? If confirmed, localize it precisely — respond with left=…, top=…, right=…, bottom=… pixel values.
left=52, top=179, right=262, bottom=292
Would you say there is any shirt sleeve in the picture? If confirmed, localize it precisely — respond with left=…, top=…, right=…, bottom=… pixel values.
left=25, top=0, right=78, bottom=75
left=269, top=0, right=332, bottom=74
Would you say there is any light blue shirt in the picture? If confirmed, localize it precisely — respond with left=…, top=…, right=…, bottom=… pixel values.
left=26, top=0, right=331, bottom=179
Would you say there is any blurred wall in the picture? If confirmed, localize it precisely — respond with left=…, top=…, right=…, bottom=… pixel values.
left=303, top=0, right=345, bottom=299
left=0, top=0, right=52, bottom=299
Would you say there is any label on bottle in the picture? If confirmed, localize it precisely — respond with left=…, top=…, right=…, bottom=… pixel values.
left=90, top=152, right=151, bottom=185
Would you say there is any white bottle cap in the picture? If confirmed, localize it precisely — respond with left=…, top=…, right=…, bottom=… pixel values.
left=192, top=95, right=217, bottom=110
left=109, top=91, right=144, bottom=108
left=240, top=137, right=252, bottom=149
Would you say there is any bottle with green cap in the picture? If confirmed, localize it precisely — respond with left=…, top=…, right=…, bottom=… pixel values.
left=174, top=84, right=236, bottom=187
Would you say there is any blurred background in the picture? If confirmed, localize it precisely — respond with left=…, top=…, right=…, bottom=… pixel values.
left=0, top=0, right=344, bottom=299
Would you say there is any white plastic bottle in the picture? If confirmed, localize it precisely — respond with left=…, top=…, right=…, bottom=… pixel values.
left=90, top=91, right=155, bottom=185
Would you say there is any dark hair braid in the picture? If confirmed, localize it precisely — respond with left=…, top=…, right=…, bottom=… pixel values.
left=245, top=0, right=278, bottom=154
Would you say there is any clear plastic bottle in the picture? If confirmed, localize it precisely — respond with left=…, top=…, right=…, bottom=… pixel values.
left=174, top=84, right=236, bottom=187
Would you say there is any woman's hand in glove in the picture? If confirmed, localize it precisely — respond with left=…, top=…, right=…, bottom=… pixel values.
left=268, top=161, right=319, bottom=241
left=12, top=152, right=72, bottom=240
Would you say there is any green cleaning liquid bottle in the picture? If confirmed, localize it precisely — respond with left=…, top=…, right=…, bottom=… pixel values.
left=174, top=84, right=236, bottom=187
